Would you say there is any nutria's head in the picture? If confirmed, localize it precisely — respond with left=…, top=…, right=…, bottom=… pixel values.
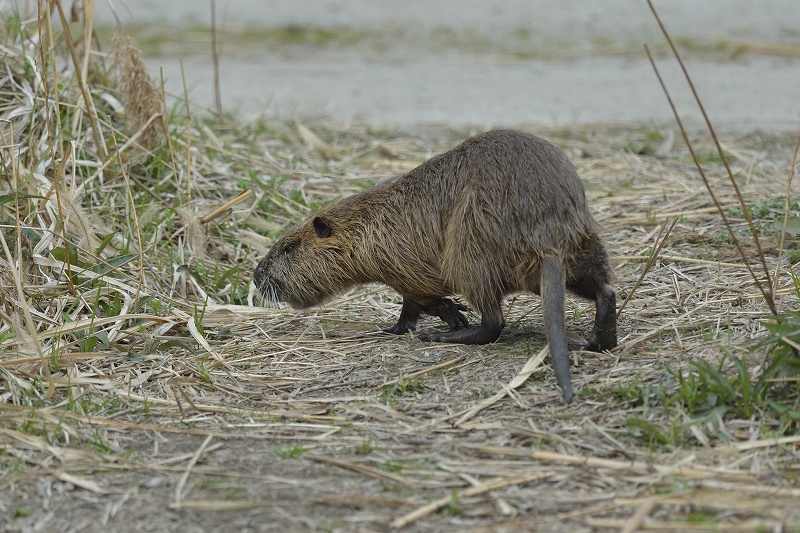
left=254, top=214, right=357, bottom=309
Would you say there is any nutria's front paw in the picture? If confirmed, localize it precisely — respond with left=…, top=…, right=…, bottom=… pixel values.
left=421, top=298, right=470, bottom=330
left=567, top=340, right=585, bottom=351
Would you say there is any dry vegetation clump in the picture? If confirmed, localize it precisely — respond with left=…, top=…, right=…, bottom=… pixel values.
left=112, top=31, right=166, bottom=151
left=1, top=4, right=799, bottom=533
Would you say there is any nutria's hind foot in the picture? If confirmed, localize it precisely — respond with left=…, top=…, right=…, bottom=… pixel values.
left=584, top=286, right=617, bottom=352
left=419, top=326, right=501, bottom=345
left=383, top=324, right=413, bottom=335
left=419, top=310, right=502, bottom=345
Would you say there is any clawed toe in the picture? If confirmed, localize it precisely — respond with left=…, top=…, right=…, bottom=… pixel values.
left=418, top=325, right=501, bottom=345
left=382, top=325, right=414, bottom=335
left=421, top=298, right=471, bottom=330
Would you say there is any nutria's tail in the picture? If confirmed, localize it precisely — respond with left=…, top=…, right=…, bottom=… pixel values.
left=541, top=256, right=573, bottom=403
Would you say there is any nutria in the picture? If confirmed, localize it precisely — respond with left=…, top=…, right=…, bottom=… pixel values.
left=253, top=129, right=617, bottom=402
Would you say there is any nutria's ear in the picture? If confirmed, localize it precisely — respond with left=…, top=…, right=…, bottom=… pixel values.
left=313, top=216, right=331, bottom=238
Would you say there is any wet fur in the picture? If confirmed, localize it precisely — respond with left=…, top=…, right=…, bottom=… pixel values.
left=254, top=130, right=617, bottom=402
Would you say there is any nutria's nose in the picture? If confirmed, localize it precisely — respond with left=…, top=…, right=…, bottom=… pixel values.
left=253, top=258, right=269, bottom=293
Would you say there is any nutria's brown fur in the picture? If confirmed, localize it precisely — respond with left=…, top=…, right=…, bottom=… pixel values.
left=254, top=129, right=617, bottom=402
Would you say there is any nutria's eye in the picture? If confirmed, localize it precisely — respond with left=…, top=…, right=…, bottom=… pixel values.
left=283, top=243, right=296, bottom=256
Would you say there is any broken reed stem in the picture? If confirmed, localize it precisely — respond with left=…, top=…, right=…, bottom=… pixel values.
left=53, top=0, right=107, bottom=159
left=79, top=0, right=95, bottom=93
left=174, top=434, right=213, bottom=503
left=110, top=130, right=145, bottom=307
left=50, top=144, right=83, bottom=295
left=0, top=227, right=53, bottom=399
left=474, top=447, right=757, bottom=482
left=180, top=59, right=193, bottom=203
left=306, top=454, right=413, bottom=486
left=210, top=0, right=222, bottom=114
left=621, top=498, right=658, bottom=533
left=0, top=121, right=53, bottom=397
left=37, top=3, right=77, bottom=297
left=774, top=133, right=800, bottom=303
left=390, top=472, right=552, bottom=529
left=616, top=255, right=746, bottom=269
left=644, top=44, right=776, bottom=316
left=645, top=0, right=776, bottom=315
left=199, top=189, right=253, bottom=224
left=617, top=217, right=676, bottom=318
left=160, top=69, right=180, bottom=190
left=42, top=2, right=63, bottom=142
left=379, top=355, right=466, bottom=388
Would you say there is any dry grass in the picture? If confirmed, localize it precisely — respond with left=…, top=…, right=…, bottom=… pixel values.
left=1, top=5, right=799, bottom=533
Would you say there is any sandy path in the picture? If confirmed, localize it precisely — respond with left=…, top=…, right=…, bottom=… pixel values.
left=10, top=0, right=800, bottom=128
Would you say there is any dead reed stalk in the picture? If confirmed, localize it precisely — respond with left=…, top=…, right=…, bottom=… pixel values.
left=645, top=0, right=777, bottom=315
